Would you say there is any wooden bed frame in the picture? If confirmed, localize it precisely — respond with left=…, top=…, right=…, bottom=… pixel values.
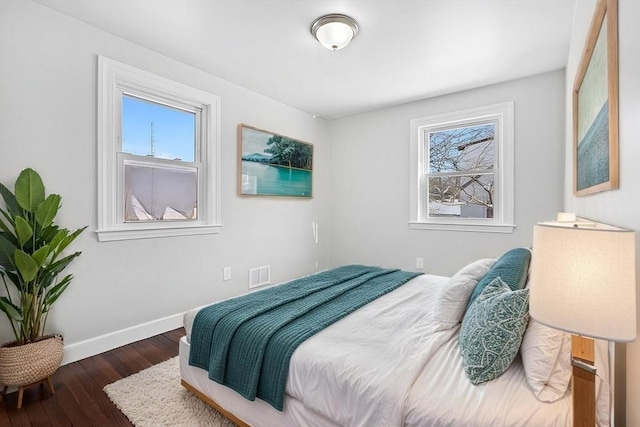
left=181, top=379, right=250, bottom=427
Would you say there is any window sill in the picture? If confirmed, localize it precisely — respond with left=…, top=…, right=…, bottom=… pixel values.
left=409, top=221, right=515, bottom=234
left=96, top=224, right=222, bottom=242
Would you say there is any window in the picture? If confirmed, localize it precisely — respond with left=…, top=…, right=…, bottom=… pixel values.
left=97, top=56, right=221, bottom=241
left=409, top=102, right=514, bottom=233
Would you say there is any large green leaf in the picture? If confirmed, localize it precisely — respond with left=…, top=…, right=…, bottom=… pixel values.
left=0, top=210, right=14, bottom=234
left=3, top=270, right=20, bottom=289
left=48, top=228, right=68, bottom=253
left=31, top=245, right=51, bottom=267
left=53, top=226, right=86, bottom=259
left=0, top=229, right=18, bottom=247
left=42, top=251, right=81, bottom=278
left=44, top=274, right=73, bottom=309
left=14, top=249, right=38, bottom=282
left=0, top=296, right=22, bottom=321
left=0, top=234, right=17, bottom=270
left=14, top=216, right=33, bottom=247
left=14, top=168, right=45, bottom=213
left=68, top=225, right=87, bottom=242
left=0, top=182, right=22, bottom=218
left=40, top=224, right=60, bottom=245
left=38, top=271, right=55, bottom=290
left=35, top=194, right=61, bottom=229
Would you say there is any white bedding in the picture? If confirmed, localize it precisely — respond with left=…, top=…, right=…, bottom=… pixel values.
left=284, top=274, right=457, bottom=427
left=181, top=272, right=602, bottom=426
left=405, top=329, right=571, bottom=426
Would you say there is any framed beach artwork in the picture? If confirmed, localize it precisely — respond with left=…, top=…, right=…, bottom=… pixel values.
left=238, top=124, right=313, bottom=197
left=573, top=0, right=618, bottom=196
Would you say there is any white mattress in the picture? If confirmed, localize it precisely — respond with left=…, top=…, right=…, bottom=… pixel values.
left=180, top=273, right=588, bottom=426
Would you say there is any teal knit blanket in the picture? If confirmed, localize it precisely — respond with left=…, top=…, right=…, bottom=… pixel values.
left=189, top=265, right=421, bottom=411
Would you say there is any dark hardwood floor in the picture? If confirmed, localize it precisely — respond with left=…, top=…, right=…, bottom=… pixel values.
left=0, top=327, right=185, bottom=427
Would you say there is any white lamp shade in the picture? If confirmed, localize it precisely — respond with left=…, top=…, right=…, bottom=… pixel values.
left=530, top=222, right=636, bottom=342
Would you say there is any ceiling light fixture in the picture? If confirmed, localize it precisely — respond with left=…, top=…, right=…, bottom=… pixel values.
left=310, top=14, right=359, bottom=51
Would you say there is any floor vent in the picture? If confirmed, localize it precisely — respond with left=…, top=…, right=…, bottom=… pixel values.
left=249, top=265, right=271, bottom=289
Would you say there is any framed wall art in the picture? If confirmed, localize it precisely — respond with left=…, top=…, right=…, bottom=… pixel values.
left=573, top=0, right=619, bottom=196
left=238, top=124, right=313, bottom=197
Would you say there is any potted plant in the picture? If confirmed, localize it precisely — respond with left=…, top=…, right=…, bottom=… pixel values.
left=0, top=168, right=86, bottom=407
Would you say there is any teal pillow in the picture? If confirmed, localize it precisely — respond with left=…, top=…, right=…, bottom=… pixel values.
left=466, top=247, right=530, bottom=311
left=459, top=277, right=530, bottom=385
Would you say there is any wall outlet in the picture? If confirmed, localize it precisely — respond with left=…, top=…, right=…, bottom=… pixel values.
left=416, top=257, right=424, bottom=270
left=223, top=266, right=231, bottom=281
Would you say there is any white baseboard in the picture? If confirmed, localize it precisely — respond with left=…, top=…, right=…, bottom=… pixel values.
left=61, top=312, right=184, bottom=365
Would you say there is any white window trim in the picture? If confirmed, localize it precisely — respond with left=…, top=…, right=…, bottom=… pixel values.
left=96, top=56, right=221, bottom=241
left=409, top=102, right=515, bottom=234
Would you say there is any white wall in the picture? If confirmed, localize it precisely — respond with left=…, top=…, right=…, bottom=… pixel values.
left=0, top=1, right=329, bottom=355
left=327, top=71, right=566, bottom=276
left=564, top=1, right=640, bottom=425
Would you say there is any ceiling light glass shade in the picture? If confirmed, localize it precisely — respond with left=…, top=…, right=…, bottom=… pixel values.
left=310, top=14, right=359, bottom=51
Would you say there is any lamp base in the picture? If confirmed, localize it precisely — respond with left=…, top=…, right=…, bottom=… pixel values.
left=572, top=335, right=596, bottom=427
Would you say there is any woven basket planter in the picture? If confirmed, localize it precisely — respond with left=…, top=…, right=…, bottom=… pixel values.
left=0, top=335, right=64, bottom=387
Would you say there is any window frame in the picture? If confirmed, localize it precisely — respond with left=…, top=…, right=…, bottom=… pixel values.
left=97, top=56, right=221, bottom=241
left=409, top=102, right=515, bottom=233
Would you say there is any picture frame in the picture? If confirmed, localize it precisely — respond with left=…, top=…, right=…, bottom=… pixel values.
left=573, top=0, right=618, bottom=196
left=238, top=124, right=313, bottom=197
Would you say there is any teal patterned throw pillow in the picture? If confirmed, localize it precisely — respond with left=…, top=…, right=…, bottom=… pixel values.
left=460, top=277, right=530, bottom=385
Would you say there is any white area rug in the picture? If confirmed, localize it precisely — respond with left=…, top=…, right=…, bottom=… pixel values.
left=104, top=357, right=234, bottom=427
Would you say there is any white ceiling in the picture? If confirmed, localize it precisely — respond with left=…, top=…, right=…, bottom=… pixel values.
left=35, top=0, right=577, bottom=120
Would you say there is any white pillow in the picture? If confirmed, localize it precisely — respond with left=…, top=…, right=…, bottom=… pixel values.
left=433, top=258, right=495, bottom=331
left=520, top=318, right=571, bottom=402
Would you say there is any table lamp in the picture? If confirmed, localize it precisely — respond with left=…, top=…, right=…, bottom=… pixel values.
left=529, top=215, right=636, bottom=427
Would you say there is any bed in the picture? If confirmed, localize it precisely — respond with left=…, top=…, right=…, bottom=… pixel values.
left=179, top=250, right=611, bottom=427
